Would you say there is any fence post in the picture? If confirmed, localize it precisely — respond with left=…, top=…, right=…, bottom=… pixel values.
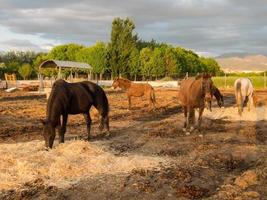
left=224, top=73, right=227, bottom=89
left=264, top=71, right=266, bottom=89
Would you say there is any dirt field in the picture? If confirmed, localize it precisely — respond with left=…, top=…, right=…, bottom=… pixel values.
left=0, top=88, right=266, bottom=200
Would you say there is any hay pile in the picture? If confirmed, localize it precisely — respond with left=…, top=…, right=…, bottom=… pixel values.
left=0, top=140, right=166, bottom=190
left=204, top=106, right=267, bottom=121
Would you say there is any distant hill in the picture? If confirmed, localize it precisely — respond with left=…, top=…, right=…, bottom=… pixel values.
left=216, top=52, right=260, bottom=58
left=215, top=54, right=267, bottom=72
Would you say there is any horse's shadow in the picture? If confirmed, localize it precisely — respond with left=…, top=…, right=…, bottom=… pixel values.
left=63, top=131, right=111, bottom=142
left=131, top=105, right=182, bottom=122
left=0, top=94, right=46, bottom=102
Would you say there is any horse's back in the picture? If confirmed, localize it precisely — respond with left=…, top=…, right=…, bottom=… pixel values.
left=129, top=82, right=153, bottom=96
left=234, top=78, right=253, bottom=96
left=79, top=81, right=109, bottom=114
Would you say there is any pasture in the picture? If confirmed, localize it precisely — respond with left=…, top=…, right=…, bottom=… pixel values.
left=212, top=76, right=267, bottom=89
left=0, top=88, right=267, bottom=199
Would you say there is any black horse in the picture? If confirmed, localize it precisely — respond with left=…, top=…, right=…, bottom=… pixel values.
left=212, top=85, right=224, bottom=108
left=41, top=79, right=109, bottom=148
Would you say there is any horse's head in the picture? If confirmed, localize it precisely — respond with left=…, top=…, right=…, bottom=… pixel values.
left=201, top=73, right=213, bottom=111
left=212, top=86, right=224, bottom=108
left=218, top=94, right=224, bottom=108
left=41, top=119, right=55, bottom=148
left=112, top=78, right=120, bottom=89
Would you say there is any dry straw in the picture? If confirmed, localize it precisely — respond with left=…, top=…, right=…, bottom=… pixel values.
left=0, top=140, right=166, bottom=190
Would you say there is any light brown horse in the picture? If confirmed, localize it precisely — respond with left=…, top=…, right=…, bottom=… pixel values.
left=112, top=78, right=156, bottom=109
left=178, top=73, right=213, bottom=133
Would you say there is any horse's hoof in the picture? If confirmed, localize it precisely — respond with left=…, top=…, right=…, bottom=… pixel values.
left=190, top=127, right=194, bottom=131
left=182, top=128, right=186, bottom=132
left=44, top=147, right=50, bottom=151
left=185, top=132, right=190, bottom=136
left=198, top=134, right=203, bottom=138
left=106, top=131, right=111, bottom=137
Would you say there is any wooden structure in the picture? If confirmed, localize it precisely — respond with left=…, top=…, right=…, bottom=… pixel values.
left=38, top=60, right=92, bottom=91
left=4, top=73, right=17, bottom=88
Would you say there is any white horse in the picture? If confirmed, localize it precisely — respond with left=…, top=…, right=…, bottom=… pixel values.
left=234, top=78, right=254, bottom=115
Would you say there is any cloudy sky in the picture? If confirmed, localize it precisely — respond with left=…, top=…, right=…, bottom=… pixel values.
left=0, top=0, right=266, bottom=57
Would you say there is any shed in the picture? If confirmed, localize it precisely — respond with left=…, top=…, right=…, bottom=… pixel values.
left=38, top=59, right=92, bottom=91
left=39, top=60, right=91, bottom=70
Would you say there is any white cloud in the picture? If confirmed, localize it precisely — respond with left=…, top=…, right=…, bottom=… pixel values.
left=0, top=0, right=266, bottom=55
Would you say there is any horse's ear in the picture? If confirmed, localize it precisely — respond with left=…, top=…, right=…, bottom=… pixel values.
left=202, top=72, right=212, bottom=78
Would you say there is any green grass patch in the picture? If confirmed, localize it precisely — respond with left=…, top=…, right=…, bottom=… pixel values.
left=212, top=76, right=266, bottom=89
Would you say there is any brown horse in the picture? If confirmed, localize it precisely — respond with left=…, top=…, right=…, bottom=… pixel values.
left=112, top=78, right=156, bottom=109
left=41, top=79, right=109, bottom=148
left=178, top=73, right=213, bottom=133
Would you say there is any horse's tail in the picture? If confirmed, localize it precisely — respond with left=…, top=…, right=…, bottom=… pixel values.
left=97, top=86, right=110, bottom=131
left=235, top=81, right=243, bottom=115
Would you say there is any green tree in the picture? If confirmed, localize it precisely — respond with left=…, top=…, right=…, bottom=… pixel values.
left=33, top=53, right=49, bottom=76
left=187, top=50, right=205, bottom=74
left=164, top=46, right=178, bottom=77
left=136, top=38, right=161, bottom=51
left=108, top=17, right=136, bottom=77
left=200, top=57, right=221, bottom=75
left=77, top=42, right=107, bottom=79
left=140, top=47, right=153, bottom=79
left=48, top=44, right=84, bottom=61
left=128, top=48, right=140, bottom=81
left=150, top=47, right=165, bottom=80
left=18, top=63, right=32, bottom=80
left=0, top=51, right=38, bottom=78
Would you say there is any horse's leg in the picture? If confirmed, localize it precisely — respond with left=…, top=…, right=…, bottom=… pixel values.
left=248, top=95, right=253, bottom=111
left=59, top=114, right=68, bottom=143
left=128, top=95, right=132, bottom=109
left=150, top=90, right=156, bottom=110
left=149, top=95, right=152, bottom=109
left=147, top=92, right=152, bottom=109
left=105, top=115, right=110, bottom=132
left=83, top=113, right=92, bottom=141
left=56, top=117, right=62, bottom=144
left=189, top=108, right=195, bottom=131
left=186, top=106, right=191, bottom=130
left=198, top=106, right=204, bottom=131
left=183, top=106, right=188, bottom=131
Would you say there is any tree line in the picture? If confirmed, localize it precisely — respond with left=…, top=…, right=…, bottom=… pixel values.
left=0, top=17, right=223, bottom=80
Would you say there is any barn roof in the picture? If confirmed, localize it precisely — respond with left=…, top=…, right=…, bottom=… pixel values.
left=39, top=59, right=92, bottom=70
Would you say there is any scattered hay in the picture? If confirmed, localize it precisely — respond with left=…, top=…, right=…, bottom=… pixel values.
left=204, top=106, right=267, bottom=121
left=234, top=170, right=258, bottom=189
left=0, top=140, right=166, bottom=190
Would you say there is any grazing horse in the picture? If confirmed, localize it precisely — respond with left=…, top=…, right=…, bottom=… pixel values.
left=212, top=85, right=224, bottom=108
left=41, top=79, right=109, bottom=148
left=112, top=78, right=156, bottom=109
left=234, top=78, right=254, bottom=115
left=178, top=73, right=213, bottom=132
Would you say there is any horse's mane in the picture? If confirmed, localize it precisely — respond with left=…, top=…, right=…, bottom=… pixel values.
left=195, top=72, right=212, bottom=80
left=118, top=77, right=131, bottom=83
left=80, top=81, right=109, bottom=117
left=47, top=79, right=69, bottom=121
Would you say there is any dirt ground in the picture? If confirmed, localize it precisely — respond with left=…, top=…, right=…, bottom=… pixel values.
left=0, top=88, right=266, bottom=200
